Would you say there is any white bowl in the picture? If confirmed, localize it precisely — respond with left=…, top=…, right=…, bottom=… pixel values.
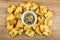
left=21, top=11, right=37, bottom=26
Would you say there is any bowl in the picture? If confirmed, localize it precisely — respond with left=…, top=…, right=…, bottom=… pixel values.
left=21, top=11, right=37, bottom=26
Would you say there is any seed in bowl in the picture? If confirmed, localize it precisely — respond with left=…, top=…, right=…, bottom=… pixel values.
left=24, top=13, right=35, bottom=25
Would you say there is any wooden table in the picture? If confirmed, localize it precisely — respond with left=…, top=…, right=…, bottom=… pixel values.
left=0, top=0, right=60, bottom=40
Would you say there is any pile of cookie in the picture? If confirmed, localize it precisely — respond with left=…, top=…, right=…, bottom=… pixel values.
left=6, top=2, right=53, bottom=38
